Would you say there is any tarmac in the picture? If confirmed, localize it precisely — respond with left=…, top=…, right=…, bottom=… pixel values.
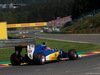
left=0, top=34, right=100, bottom=75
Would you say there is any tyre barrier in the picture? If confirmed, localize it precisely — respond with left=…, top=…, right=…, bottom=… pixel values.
left=0, top=38, right=36, bottom=48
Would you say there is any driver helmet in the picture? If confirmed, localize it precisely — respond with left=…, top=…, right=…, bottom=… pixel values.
left=46, top=47, right=50, bottom=49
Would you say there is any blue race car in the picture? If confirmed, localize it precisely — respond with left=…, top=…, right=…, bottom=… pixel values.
left=10, top=42, right=79, bottom=65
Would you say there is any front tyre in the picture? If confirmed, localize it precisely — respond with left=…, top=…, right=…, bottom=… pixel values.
left=68, top=49, right=78, bottom=60
left=34, top=53, right=46, bottom=65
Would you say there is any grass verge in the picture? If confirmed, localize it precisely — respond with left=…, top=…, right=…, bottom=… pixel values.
left=0, top=48, right=14, bottom=62
left=36, top=38, right=100, bottom=52
left=0, top=38, right=100, bottom=62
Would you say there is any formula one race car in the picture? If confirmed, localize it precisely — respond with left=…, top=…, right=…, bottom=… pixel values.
left=10, top=42, right=79, bottom=65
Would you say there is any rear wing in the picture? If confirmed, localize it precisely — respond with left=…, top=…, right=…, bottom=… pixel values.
left=15, top=45, right=27, bottom=55
left=15, top=44, right=35, bottom=60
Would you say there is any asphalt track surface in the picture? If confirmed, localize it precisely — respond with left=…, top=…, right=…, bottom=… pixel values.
left=0, top=34, right=100, bottom=75
left=0, top=54, right=100, bottom=75
left=26, top=34, right=100, bottom=43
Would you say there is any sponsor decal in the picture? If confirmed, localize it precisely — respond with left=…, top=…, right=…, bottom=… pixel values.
left=49, top=52, right=60, bottom=60
left=7, top=22, right=47, bottom=28
left=28, top=50, right=32, bottom=53
left=21, top=24, right=30, bottom=27
left=7, top=25, right=16, bottom=28
left=35, top=23, right=44, bottom=26
left=27, top=45, right=35, bottom=60
left=29, top=54, right=31, bottom=57
left=29, top=45, right=31, bottom=49
left=55, top=53, right=57, bottom=57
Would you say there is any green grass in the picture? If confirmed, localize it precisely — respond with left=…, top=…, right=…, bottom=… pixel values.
left=36, top=38, right=100, bottom=52
left=0, top=48, right=14, bottom=62
left=0, top=38, right=100, bottom=62
left=73, top=14, right=100, bottom=30
left=0, top=48, right=27, bottom=62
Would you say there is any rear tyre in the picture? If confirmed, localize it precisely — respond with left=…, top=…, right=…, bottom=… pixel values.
left=68, top=49, right=78, bottom=60
left=10, top=53, right=21, bottom=65
left=34, top=53, right=46, bottom=65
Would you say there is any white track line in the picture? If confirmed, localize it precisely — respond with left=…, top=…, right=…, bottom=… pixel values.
left=39, top=37, right=91, bottom=43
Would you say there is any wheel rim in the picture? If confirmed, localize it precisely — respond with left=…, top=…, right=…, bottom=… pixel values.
left=72, top=50, right=77, bottom=59
left=74, top=52, right=77, bottom=58
left=41, top=55, right=45, bottom=63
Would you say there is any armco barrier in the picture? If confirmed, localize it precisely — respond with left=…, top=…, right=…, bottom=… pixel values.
left=0, top=38, right=36, bottom=48
left=7, top=29, right=42, bottom=34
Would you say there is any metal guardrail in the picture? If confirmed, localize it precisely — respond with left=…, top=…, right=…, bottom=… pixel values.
left=7, top=29, right=42, bottom=34
left=0, top=38, right=36, bottom=48
left=45, top=32, right=66, bottom=34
